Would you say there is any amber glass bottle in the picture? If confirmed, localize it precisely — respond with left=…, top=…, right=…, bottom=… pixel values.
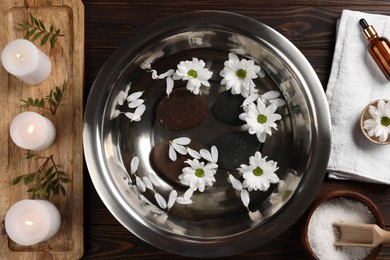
left=359, top=18, right=390, bottom=81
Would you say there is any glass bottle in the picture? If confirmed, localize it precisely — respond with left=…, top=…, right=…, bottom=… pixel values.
left=359, top=18, right=390, bottom=81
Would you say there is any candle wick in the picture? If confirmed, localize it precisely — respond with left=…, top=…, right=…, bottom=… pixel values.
left=27, top=125, right=35, bottom=134
left=16, top=53, right=22, bottom=59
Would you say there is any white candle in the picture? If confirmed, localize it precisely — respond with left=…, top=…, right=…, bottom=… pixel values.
left=10, top=111, right=56, bottom=151
left=5, top=200, right=61, bottom=246
left=1, top=39, right=51, bottom=85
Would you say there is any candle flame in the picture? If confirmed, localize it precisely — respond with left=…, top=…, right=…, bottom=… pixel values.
left=24, top=220, right=34, bottom=226
left=16, top=53, right=22, bottom=59
left=27, top=125, right=35, bottom=134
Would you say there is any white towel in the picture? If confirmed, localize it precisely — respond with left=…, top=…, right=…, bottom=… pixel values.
left=326, top=10, right=390, bottom=184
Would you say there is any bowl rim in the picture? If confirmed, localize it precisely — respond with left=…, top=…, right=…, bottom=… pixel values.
left=301, top=190, right=384, bottom=260
left=83, top=10, right=332, bottom=257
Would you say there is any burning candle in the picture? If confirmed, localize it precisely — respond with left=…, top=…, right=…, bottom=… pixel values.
left=5, top=200, right=61, bottom=246
left=10, top=111, right=56, bottom=151
left=1, top=39, right=51, bottom=85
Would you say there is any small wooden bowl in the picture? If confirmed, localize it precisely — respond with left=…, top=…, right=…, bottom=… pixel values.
left=360, top=99, right=390, bottom=145
left=301, top=190, right=384, bottom=260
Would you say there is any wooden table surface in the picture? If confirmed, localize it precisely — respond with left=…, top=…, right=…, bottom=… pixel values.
left=81, top=0, right=390, bottom=259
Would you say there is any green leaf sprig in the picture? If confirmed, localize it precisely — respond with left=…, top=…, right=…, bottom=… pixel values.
left=20, top=81, right=66, bottom=115
left=11, top=152, right=69, bottom=199
left=18, top=12, right=64, bottom=48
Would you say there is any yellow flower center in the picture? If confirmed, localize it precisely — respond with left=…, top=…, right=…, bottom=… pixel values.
left=257, top=114, right=267, bottom=124
left=381, top=116, right=390, bottom=127
left=195, top=168, right=204, bottom=177
left=187, top=69, right=197, bottom=78
left=253, top=167, right=263, bottom=176
left=236, top=69, right=247, bottom=79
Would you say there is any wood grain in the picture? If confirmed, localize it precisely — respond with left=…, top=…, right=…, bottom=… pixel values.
left=0, top=0, right=84, bottom=259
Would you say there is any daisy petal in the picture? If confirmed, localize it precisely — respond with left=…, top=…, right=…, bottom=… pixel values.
left=128, top=99, right=144, bottom=108
left=184, top=187, right=195, bottom=200
left=240, top=189, right=250, bottom=208
left=261, top=91, right=280, bottom=100
left=166, top=76, right=174, bottom=96
left=127, top=91, right=143, bottom=102
left=187, top=147, right=201, bottom=159
left=242, top=93, right=259, bottom=107
left=168, top=145, right=177, bottom=161
left=155, top=193, right=167, bottom=209
left=172, top=143, right=187, bottom=155
left=113, top=110, right=121, bottom=118
left=142, top=176, right=153, bottom=190
left=173, top=137, right=191, bottom=145
left=148, top=173, right=160, bottom=186
left=228, top=174, right=243, bottom=191
left=200, top=149, right=212, bottom=162
left=176, top=196, right=193, bottom=204
left=131, top=104, right=146, bottom=121
left=211, top=145, right=218, bottom=163
left=135, top=176, right=146, bottom=192
left=167, top=190, right=177, bottom=209
left=130, top=156, right=139, bottom=174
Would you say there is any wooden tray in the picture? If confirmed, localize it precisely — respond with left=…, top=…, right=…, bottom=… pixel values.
left=0, top=0, right=84, bottom=259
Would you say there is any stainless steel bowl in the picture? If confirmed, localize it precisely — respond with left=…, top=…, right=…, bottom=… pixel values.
left=83, top=11, right=331, bottom=257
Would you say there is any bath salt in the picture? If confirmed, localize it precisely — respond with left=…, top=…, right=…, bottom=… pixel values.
left=307, top=197, right=376, bottom=260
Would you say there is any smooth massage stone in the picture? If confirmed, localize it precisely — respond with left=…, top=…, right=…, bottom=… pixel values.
left=212, top=91, right=245, bottom=125
left=156, top=88, right=208, bottom=131
left=152, top=140, right=205, bottom=185
left=211, top=131, right=262, bottom=170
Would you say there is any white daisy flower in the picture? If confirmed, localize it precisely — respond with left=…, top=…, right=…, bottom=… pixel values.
left=239, top=98, right=282, bottom=143
left=363, top=99, right=390, bottom=143
left=238, top=151, right=279, bottom=192
left=173, top=57, right=213, bottom=95
left=168, top=137, right=191, bottom=161
left=178, top=159, right=217, bottom=192
left=220, top=52, right=261, bottom=97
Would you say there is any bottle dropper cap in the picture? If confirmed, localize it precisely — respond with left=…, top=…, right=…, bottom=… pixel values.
left=359, top=18, right=377, bottom=39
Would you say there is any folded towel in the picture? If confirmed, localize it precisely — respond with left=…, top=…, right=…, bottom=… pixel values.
left=326, top=10, right=390, bottom=184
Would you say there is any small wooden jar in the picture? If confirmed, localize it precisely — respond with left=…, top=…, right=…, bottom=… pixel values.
left=360, top=99, right=390, bottom=145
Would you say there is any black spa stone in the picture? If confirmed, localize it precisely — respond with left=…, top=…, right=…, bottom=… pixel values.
left=212, top=91, right=245, bottom=126
left=211, top=131, right=262, bottom=170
